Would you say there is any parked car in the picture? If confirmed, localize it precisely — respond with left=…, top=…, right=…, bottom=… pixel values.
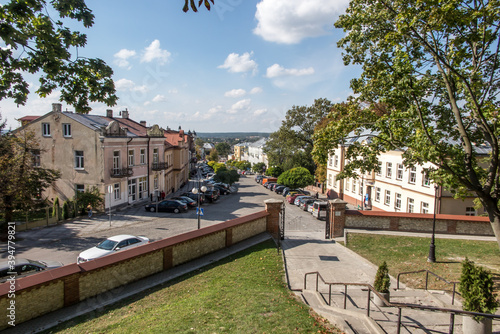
left=287, top=193, right=302, bottom=204
left=312, top=201, right=328, bottom=220
left=77, top=234, right=149, bottom=264
left=213, top=185, right=231, bottom=195
left=203, top=189, right=220, bottom=202
left=145, top=200, right=188, bottom=213
left=255, top=175, right=264, bottom=183
left=0, top=258, right=64, bottom=282
left=181, top=192, right=205, bottom=204
left=300, top=198, right=316, bottom=211
left=171, top=196, right=197, bottom=208
left=294, top=196, right=312, bottom=206
left=274, top=185, right=286, bottom=194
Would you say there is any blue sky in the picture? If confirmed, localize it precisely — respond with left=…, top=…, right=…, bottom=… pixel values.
left=1, top=0, right=358, bottom=132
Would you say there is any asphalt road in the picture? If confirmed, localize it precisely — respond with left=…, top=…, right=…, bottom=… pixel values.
left=3, top=175, right=327, bottom=265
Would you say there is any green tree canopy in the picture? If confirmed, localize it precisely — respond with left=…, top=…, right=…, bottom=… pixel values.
left=277, top=167, right=314, bottom=189
left=313, top=0, right=500, bottom=248
left=265, top=98, right=333, bottom=174
left=266, top=166, right=283, bottom=178
left=214, top=169, right=239, bottom=185
left=215, top=142, right=232, bottom=158
left=252, top=162, right=266, bottom=174
left=0, top=124, right=60, bottom=229
left=0, top=0, right=117, bottom=112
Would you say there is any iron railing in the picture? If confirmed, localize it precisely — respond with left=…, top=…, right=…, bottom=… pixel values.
left=397, top=269, right=459, bottom=305
left=152, top=162, right=170, bottom=170
left=303, top=271, right=500, bottom=334
left=110, top=167, right=133, bottom=178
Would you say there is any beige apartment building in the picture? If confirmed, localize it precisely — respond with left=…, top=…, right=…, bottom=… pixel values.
left=326, top=145, right=485, bottom=216
left=15, top=104, right=192, bottom=210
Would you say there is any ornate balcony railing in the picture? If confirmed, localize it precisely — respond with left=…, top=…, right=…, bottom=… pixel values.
left=110, top=167, right=133, bottom=178
left=152, top=162, right=170, bottom=171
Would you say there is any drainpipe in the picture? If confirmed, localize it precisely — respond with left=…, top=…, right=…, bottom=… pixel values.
left=147, top=137, right=150, bottom=201
left=126, top=137, right=133, bottom=204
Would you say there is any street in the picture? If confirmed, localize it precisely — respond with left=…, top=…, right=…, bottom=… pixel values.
left=2, top=175, right=326, bottom=265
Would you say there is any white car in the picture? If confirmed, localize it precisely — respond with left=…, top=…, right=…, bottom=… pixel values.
left=77, top=234, right=149, bottom=264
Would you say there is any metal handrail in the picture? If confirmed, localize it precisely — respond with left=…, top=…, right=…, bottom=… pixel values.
left=303, top=271, right=500, bottom=334
left=396, top=269, right=459, bottom=305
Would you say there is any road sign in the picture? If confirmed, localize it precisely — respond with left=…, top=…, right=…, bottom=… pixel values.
left=196, top=208, right=204, bottom=216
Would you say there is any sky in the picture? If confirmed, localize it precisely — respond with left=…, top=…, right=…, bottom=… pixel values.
left=0, top=0, right=359, bottom=133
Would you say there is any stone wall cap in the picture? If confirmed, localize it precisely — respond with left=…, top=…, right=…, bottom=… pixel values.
left=330, top=199, right=347, bottom=204
left=264, top=199, right=284, bottom=204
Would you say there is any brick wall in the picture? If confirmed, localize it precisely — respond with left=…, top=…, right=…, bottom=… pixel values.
left=0, top=209, right=274, bottom=330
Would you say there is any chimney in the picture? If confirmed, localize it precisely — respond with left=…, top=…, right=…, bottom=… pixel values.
left=140, top=121, right=147, bottom=127
left=106, top=109, right=113, bottom=118
left=121, top=109, right=129, bottom=119
left=52, top=103, right=62, bottom=113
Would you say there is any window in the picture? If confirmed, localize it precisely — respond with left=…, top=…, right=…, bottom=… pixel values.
left=423, top=172, right=430, bottom=187
left=334, top=155, right=339, bottom=167
left=352, top=179, right=356, bottom=193
left=31, top=149, right=41, bottom=167
left=42, top=123, right=51, bottom=136
left=345, top=179, right=350, bottom=192
left=408, top=198, right=415, bottom=213
left=114, top=183, right=121, bottom=200
left=128, top=149, right=134, bottom=166
left=395, top=193, right=402, bottom=210
left=333, top=176, right=337, bottom=189
left=465, top=207, right=476, bottom=216
left=328, top=156, right=333, bottom=167
left=74, top=151, right=84, bottom=169
left=384, top=190, right=391, bottom=206
left=140, top=149, right=146, bottom=164
left=154, top=175, right=158, bottom=189
left=76, top=184, right=85, bottom=193
left=386, top=162, right=392, bottom=178
left=375, top=187, right=381, bottom=202
left=421, top=202, right=429, bottom=214
left=376, top=161, right=382, bottom=176
left=328, top=174, right=332, bottom=186
left=138, top=176, right=147, bottom=199
left=396, top=164, right=404, bottom=180
left=359, top=181, right=363, bottom=195
left=113, top=151, right=120, bottom=174
left=409, top=167, right=417, bottom=184
left=153, top=148, right=159, bottom=163
left=63, top=123, right=71, bottom=137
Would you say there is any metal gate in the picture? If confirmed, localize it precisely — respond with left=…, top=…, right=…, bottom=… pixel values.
left=279, top=202, right=285, bottom=240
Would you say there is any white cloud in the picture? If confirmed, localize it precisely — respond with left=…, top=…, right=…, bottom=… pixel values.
left=265, top=64, right=315, bottom=78
left=250, top=87, right=263, bottom=94
left=225, top=89, right=246, bottom=98
left=152, top=94, right=166, bottom=102
left=253, top=0, right=349, bottom=44
left=228, top=99, right=251, bottom=114
left=218, top=52, right=257, bottom=75
left=141, top=40, right=171, bottom=64
left=168, top=89, right=178, bottom=94
left=254, top=108, right=267, bottom=116
left=193, top=106, right=223, bottom=121
left=113, top=49, right=136, bottom=68
left=115, top=78, right=148, bottom=93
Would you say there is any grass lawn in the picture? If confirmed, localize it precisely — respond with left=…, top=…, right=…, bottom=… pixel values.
left=45, top=240, right=340, bottom=334
left=344, top=233, right=500, bottom=293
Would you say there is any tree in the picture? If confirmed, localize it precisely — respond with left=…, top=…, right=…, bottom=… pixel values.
left=0, top=124, right=60, bottom=231
left=266, top=166, right=283, bottom=178
left=209, top=149, right=219, bottom=162
left=252, top=162, right=266, bottom=174
left=183, top=0, right=214, bottom=12
left=1, top=0, right=117, bottom=113
left=313, top=0, right=500, bottom=248
left=75, top=186, right=103, bottom=214
left=264, top=98, right=333, bottom=174
left=215, top=142, right=232, bottom=158
left=214, top=169, right=239, bottom=185
left=235, top=160, right=251, bottom=171
left=277, top=167, right=314, bottom=189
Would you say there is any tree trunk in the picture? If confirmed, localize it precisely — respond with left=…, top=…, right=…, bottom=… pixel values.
left=484, top=200, right=500, bottom=250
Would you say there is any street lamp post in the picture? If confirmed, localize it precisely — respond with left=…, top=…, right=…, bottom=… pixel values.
left=192, top=183, right=207, bottom=230
left=427, top=184, right=439, bottom=263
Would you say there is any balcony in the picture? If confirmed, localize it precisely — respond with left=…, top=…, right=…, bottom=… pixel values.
left=152, top=162, right=170, bottom=171
left=110, top=167, right=133, bottom=178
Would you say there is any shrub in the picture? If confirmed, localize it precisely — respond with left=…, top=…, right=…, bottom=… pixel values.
left=374, top=261, right=390, bottom=293
left=52, top=197, right=60, bottom=218
left=62, top=201, right=69, bottom=220
left=459, top=258, right=498, bottom=321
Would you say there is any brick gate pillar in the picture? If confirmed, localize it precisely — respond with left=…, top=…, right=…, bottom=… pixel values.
left=265, top=199, right=283, bottom=240
left=330, top=199, right=347, bottom=238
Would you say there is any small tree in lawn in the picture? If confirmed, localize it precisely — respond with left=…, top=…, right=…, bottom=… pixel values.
left=374, top=261, right=390, bottom=293
left=62, top=200, right=69, bottom=220
left=277, top=167, right=314, bottom=189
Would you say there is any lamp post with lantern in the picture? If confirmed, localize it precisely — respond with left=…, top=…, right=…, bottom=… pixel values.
left=192, top=185, right=207, bottom=229
left=427, top=184, right=439, bottom=263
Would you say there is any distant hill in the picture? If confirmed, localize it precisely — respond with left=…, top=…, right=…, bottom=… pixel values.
left=196, top=132, right=270, bottom=139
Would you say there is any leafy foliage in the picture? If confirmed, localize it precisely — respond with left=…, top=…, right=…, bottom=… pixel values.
left=459, top=258, right=498, bottom=320
left=0, top=124, right=60, bottom=229
left=0, top=0, right=117, bottom=112
left=183, top=0, right=214, bottom=12
left=62, top=200, right=69, bottom=220
left=252, top=162, right=266, bottom=174
left=209, top=148, right=219, bottom=162
left=215, top=142, right=231, bottom=158
left=214, top=169, right=239, bottom=185
left=266, top=166, right=283, bottom=177
left=277, top=167, right=314, bottom=189
left=265, top=98, right=333, bottom=174
left=374, top=261, right=390, bottom=293
left=313, top=0, right=500, bottom=247
left=75, top=186, right=103, bottom=214
left=52, top=196, right=60, bottom=218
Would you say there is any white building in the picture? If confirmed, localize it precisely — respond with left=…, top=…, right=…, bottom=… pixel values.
left=246, top=138, right=268, bottom=167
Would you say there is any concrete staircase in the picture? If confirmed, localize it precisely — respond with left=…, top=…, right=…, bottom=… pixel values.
left=300, top=286, right=471, bottom=334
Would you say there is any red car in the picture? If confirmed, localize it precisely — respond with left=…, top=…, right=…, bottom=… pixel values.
left=287, top=193, right=301, bottom=204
